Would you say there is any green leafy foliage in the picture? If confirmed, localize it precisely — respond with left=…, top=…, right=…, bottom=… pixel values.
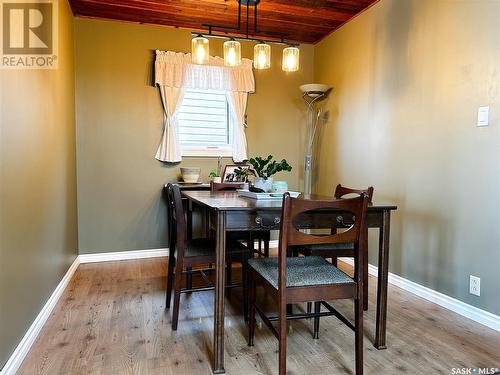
left=237, top=155, right=292, bottom=180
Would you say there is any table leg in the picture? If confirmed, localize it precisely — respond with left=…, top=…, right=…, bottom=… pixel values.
left=213, top=210, right=226, bottom=374
left=375, top=210, right=391, bottom=350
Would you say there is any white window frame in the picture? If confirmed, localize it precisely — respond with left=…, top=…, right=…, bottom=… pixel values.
left=179, top=89, right=234, bottom=158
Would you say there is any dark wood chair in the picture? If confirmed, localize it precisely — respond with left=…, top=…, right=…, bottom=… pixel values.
left=247, top=193, right=369, bottom=375
left=297, top=184, right=373, bottom=311
left=164, top=183, right=251, bottom=330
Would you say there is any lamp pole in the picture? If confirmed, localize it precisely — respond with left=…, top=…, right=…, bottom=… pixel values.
left=302, top=89, right=331, bottom=195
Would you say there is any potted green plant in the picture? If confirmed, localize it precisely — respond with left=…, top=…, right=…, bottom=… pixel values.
left=208, top=170, right=221, bottom=183
left=209, top=156, right=223, bottom=183
left=236, top=155, right=292, bottom=192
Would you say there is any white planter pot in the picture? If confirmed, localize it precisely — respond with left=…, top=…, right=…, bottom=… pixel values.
left=253, top=177, right=273, bottom=192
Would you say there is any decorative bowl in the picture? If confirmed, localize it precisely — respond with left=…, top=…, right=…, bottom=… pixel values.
left=180, top=167, right=201, bottom=183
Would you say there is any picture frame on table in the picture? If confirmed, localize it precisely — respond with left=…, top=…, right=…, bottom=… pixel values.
left=222, top=164, right=249, bottom=183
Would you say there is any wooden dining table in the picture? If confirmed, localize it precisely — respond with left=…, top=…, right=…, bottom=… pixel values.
left=181, top=190, right=397, bottom=374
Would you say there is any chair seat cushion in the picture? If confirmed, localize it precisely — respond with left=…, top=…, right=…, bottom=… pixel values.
left=185, top=238, right=248, bottom=258
left=247, top=256, right=354, bottom=289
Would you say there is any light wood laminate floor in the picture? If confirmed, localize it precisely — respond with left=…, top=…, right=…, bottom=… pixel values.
left=18, top=257, right=500, bottom=374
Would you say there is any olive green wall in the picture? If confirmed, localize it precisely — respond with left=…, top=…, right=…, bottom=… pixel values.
left=314, top=0, right=500, bottom=315
left=0, top=0, right=78, bottom=368
left=74, top=19, right=313, bottom=253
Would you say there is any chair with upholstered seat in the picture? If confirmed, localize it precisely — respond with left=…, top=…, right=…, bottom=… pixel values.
left=297, top=184, right=373, bottom=312
left=247, top=193, right=369, bottom=375
left=164, top=183, right=251, bottom=330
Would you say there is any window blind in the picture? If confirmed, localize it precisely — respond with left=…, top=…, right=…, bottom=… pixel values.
left=178, top=89, right=230, bottom=147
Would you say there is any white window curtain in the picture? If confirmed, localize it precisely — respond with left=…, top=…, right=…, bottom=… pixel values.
left=154, top=50, right=255, bottom=162
left=227, top=91, right=248, bottom=162
left=155, top=86, right=184, bottom=162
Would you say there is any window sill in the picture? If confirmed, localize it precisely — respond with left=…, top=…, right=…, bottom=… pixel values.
left=181, top=146, right=233, bottom=158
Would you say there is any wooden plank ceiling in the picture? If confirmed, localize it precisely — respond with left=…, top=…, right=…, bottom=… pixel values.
left=68, top=0, right=378, bottom=44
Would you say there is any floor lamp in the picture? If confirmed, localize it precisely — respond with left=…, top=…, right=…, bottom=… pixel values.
left=300, top=84, right=332, bottom=196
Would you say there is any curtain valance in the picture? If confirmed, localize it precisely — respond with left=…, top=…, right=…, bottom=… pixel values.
left=155, top=50, right=255, bottom=93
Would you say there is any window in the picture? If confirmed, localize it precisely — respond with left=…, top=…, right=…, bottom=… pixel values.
left=178, top=89, right=233, bottom=157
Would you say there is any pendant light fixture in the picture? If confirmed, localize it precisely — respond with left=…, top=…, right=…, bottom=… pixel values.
left=223, top=39, right=242, bottom=67
left=191, top=35, right=209, bottom=65
left=282, top=46, right=300, bottom=72
left=253, top=43, right=271, bottom=70
left=190, top=0, right=300, bottom=72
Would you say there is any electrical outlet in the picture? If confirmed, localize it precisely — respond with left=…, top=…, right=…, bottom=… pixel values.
left=470, top=275, right=480, bottom=296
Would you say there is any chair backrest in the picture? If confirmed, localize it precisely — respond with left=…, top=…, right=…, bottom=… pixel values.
left=277, top=193, right=369, bottom=290
left=211, top=181, right=247, bottom=192
left=334, top=184, right=374, bottom=204
left=166, top=183, right=186, bottom=257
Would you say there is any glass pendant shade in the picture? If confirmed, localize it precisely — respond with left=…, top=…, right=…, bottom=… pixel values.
left=253, top=43, right=271, bottom=70
left=223, top=40, right=241, bottom=67
left=282, top=46, right=300, bottom=72
left=191, top=36, right=209, bottom=64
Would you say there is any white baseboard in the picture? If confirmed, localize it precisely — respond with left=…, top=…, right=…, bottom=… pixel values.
left=0, top=256, right=80, bottom=375
left=338, top=257, right=500, bottom=332
left=79, top=248, right=168, bottom=263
